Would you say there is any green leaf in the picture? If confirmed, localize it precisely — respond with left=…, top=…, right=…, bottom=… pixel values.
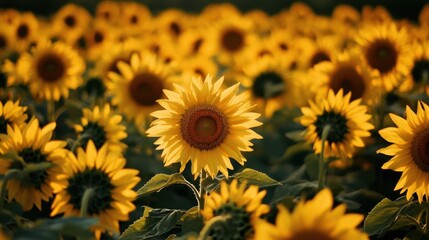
left=137, top=173, right=190, bottom=197
left=140, top=208, right=185, bottom=239
left=285, top=131, right=305, bottom=142
left=232, top=168, right=281, bottom=188
left=120, top=206, right=153, bottom=240
left=364, top=197, right=411, bottom=236
left=403, top=230, right=429, bottom=240
left=271, top=179, right=318, bottom=204
left=304, top=154, right=319, bottom=181
left=181, top=206, right=203, bottom=235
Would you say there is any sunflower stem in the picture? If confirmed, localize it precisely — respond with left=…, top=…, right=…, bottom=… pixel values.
left=47, top=100, right=55, bottom=123
left=197, top=214, right=231, bottom=240
left=80, top=188, right=95, bottom=218
left=198, top=171, right=206, bottom=213
left=70, top=133, right=92, bottom=153
left=183, top=178, right=201, bottom=210
left=318, top=125, right=331, bottom=190
left=377, top=91, right=386, bottom=130
left=0, top=169, right=21, bottom=210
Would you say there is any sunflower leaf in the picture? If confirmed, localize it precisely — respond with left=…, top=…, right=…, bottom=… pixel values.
left=364, top=197, right=414, bottom=236
left=141, top=208, right=185, bottom=239
left=137, top=173, right=193, bottom=197
left=232, top=168, right=281, bottom=188
left=120, top=206, right=152, bottom=240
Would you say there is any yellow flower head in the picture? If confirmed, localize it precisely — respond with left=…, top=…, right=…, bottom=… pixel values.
left=254, top=189, right=369, bottom=240
left=0, top=100, right=28, bottom=134
left=146, top=75, right=262, bottom=178
left=378, top=101, right=429, bottom=202
left=202, top=179, right=270, bottom=239
left=299, top=89, right=374, bottom=159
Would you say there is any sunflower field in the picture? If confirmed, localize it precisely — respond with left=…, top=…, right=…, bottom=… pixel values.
left=0, top=1, right=429, bottom=239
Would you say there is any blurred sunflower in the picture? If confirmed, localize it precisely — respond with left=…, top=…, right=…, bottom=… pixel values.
left=362, top=5, right=393, bottom=24
left=399, top=41, right=429, bottom=93
left=95, top=0, right=121, bottom=25
left=266, top=28, right=295, bottom=58
left=178, top=28, right=216, bottom=58
left=201, top=179, right=269, bottom=240
left=299, top=89, right=374, bottom=159
left=0, top=9, right=20, bottom=27
left=0, top=27, right=13, bottom=57
left=146, top=75, right=262, bottom=178
left=106, top=52, right=175, bottom=127
left=74, top=104, right=127, bottom=153
left=174, top=56, right=218, bottom=86
left=254, top=188, right=368, bottom=240
left=50, top=4, right=91, bottom=45
left=50, top=141, right=140, bottom=236
left=119, top=2, right=151, bottom=36
left=356, top=23, right=412, bottom=92
left=200, top=3, right=241, bottom=23
left=297, top=35, right=341, bottom=70
left=10, top=12, right=39, bottom=52
left=0, top=118, right=68, bottom=211
left=332, top=4, right=361, bottom=27
left=233, top=56, right=303, bottom=117
left=377, top=101, right=429, bottom=202
left=84, top=20, right=119, bottom=61
left=420, top=4, right=429, bottom=27
left=18, top=40, right=85, bottom=101
left=154, top=9, right=190, bottom=40
left=0, top=100, right=28, bottom=134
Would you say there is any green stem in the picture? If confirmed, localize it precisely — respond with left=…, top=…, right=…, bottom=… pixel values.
left=377, top=91, right=386, bottom=130
left=80, top=188, right=94, bottom=218
left=47, top=100, right=55, bottom=123
left=318, top=125, right=331, bottom=190
left=198, top=171, right=206, bottom=212
left=0, top=169, right=21, bottom=210
left=183, top=178, right=200, bottom=210
left=70, top=133, right=92, bottom=153
left=197, top=214, right=231, bottom=240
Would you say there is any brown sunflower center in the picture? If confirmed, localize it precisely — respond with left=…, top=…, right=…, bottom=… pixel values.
left=170, top=22, right=182, bottom=36
left=194, top=68, right=205, bottom=78
left=0, top=35, right=7, bottom=49
left=37, top=53, right=66, bottom=82
left=64, top=15, right=76, bottom=27
left=310, top=51, right=330, bottom=67
left=411, top=130, right=429, bottom=172
left=209, top=203, right=253, bottom=240
left=17, top=24, right=29, bottom=39
left=130, top=15, right=138, bottom=24
left=291, top=230, right=333, bottom=240
left=94, top=31, right=104, bottom=44
left=181, top=104, right=229, bottom=150
left=193, top=38, right=203, bottom=53
left=279, top=42, right=288, bottom=51
left=221, top=27, right=245, bottom=53
left=411, top=59, right=429, bottom=84
left=329, top=65, right=366, bottom=101
left=128, top=72, right=164, bottom=106
left=366, top=39, right=398, bottom=74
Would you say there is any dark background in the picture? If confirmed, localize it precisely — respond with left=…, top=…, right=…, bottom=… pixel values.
left=0, top=0, right=427, bottom=22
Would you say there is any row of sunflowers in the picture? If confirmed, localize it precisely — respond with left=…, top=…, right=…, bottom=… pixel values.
left=0, top=1, right=429, bottom=239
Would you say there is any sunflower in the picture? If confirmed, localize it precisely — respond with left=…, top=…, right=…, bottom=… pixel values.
left=146, top=75, right=262, bottom=178
left=399, top=41, right=429, bottom=94
left=200, top=3, right=241, bottom=23
left=0, top=9, right=20, bottom=27
left=106, top=51, right=176, bottom=127
left=119, top=2, right=151, bottom=36
left=201, top=179, right=270, bottom=240
left=50, top=4, right=91, bottom=45
left=332, top=4, right=361, bottom=27
left=154, top=9, right=190, bottom=40
left=174, top=56, right=218, bottom=86
left=377, top=101, right=429, bottom=202
left=310, top=51, right=381, bottom=106
left=178, top=28, right=216, bottom=58
left=10, top=12, right=39, bottom=52
left=254, top=189, right=369, bottom=240
left=0, top=100, right=28, bottom=134
left=298, top=89, right=374, bottom=159
left=0, top=118, right=68, bottom=211
left=420, top=4, right=429, bottom=27
left=0, top=27, right=13, bottom=57
left=232, top=55, right=304, bottom=117
left=356, top=23, right=413, bottom=92
left=74, top=104, right=127, bottom=153
left=50, top=141, right=140, bottom=236
left=84, top=20, right=120, bottom=61
left=18, top=40, right=85, bottom=101
left=297, top=35, right=342, bottom=70
left=95, top=0, right=121, bottom=25
left=362, top=5, right=393, bottom=24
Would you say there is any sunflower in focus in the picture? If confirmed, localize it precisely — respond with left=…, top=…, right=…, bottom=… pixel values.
left=377, top=101, right=429, bottom=202
left=146, top=75, right=262, bottom=178
left=254, top=188, right=368, bottom=240
left=10, top=12, right=39, bottom=52
left=0, top=100, right=28, bottom=134
left=201, top=179, right=270, bottom=240
left=50, top=141, right=140, bottom=236
left=298, top=89, right=374, bottom=159
left=356, top=23, right=412, bottom=92
left=106, top=52, right=175, bottom=127
left=18, top=40, right=85, bottom=101
left=0, top=118, right=68, bottom=211
left=50, top=4, right=91, bottom=45
left=74, top=104, right=127, bottom=153
left=399, top=41, right=429, bottom=94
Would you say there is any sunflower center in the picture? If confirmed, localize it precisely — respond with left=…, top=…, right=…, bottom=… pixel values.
left=37, top=53, right=66, bottom=82
left=291, top=230, right=334, bottom=240
left=366, top=39, right=397, bottom=74
left=310, top=51, right=330, bottom=67
left=209, top=203, right=253, bottom=240
left=94, top=31, right=104, bottom=44
left=64, top=15, right=76, bottom=27
left=315, top=111, right=348, bottom=143
left=128, top=72, right=164, bottom=106
left=279, top=43, right=288, bottom=51
left=252, top=72, right=285, bottom=99
left=80, top=122, right=107, bottom=150
left=181, top=104, right=229, bottom=151
left=194, top=68, right=205, bottom=78
left=411, top=59, right=429, bottom=84
left=17, top=24, right=29, bottom=39
left=193, top=38, right=203, bottom=53
left=66, top=168, right=114, bottom=215
left=329, top=65, right=366, bottom=101
left=411, top=130, right=429, bottom=172
left=108, top=57, right=129, bottom=74
left=221, top=28, right=245, bottom=53
left=170, top=22, right=182, bottom=36
left=0, top=116, right=11, bottom=134
left=13, top=148, right=49, bottom=189
left=0, top=35, right=7, bottom=49
left=130, top=15, right=138, bottom=24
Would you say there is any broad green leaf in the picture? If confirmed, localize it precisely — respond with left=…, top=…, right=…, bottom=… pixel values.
left=403, top=230, right=429, bottom=240
left=271, top=179, right=318, bottom=204
left=285, top=131, right=305, bottom=142
left=304, top=154, right=319, bottom=181
left=120, top=206, right=152, bottom=240
left=364, top=197, right=411, bottom=236
left=181, top=206, right=203, bottom=235
left=233, top=168, right=281, bottom=188
left=140, top=208, right=185, bottom=239
left=137, top=173, right=190, bottom=197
